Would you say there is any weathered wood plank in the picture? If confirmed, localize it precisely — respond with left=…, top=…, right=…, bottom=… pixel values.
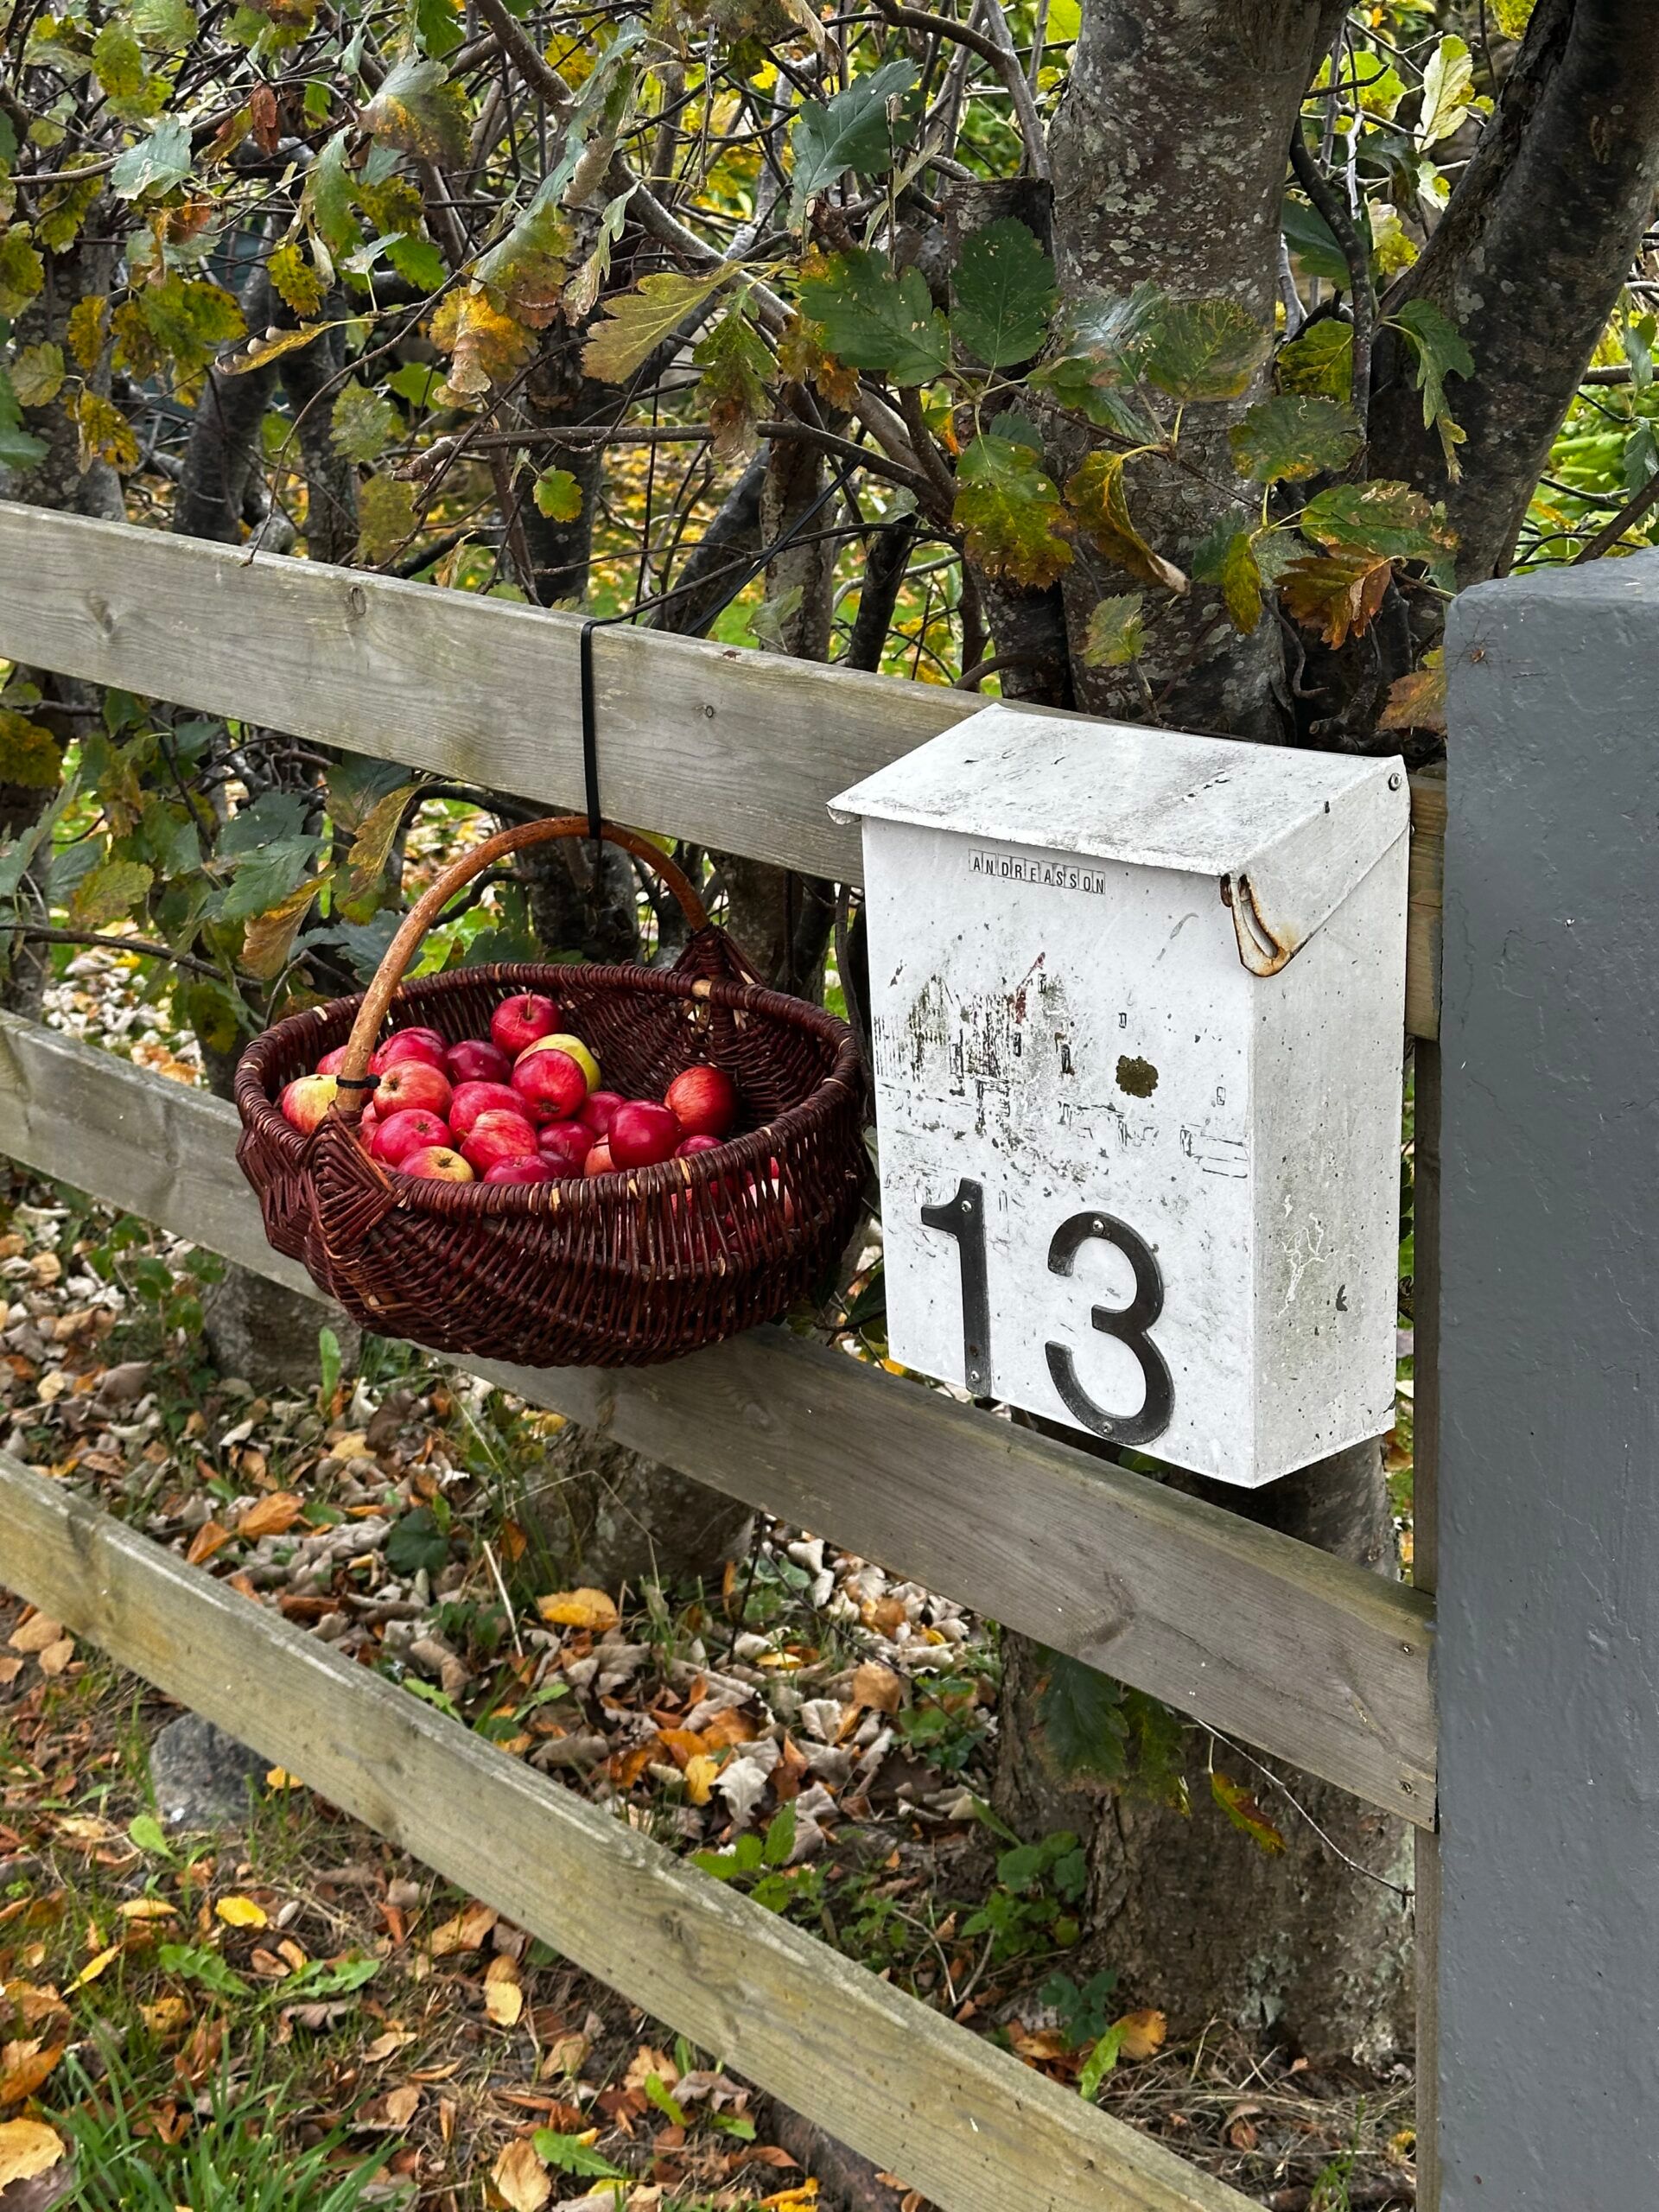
left=0, top=501, right=1442, bottom=1037
left=0, top=1452, right=1252, bottom=2212
left=0, top=1011, right=1437, bottom=1821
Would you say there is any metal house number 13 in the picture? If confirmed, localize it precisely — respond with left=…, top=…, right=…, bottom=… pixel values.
left=920, top=1179, right=1174, bottom=1446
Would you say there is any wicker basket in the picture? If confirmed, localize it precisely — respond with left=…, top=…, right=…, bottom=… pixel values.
left=233, top=816, right=866, bottom=1366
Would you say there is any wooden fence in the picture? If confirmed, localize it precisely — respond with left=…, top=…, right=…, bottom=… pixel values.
left=0, top=498, right=1443, bottom=2212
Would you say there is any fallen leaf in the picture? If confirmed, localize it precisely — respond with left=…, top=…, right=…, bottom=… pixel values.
left=681, top=1755, right=719, bottom=1807
left=485, top=1956, right=524, bottom=2028
left=1113, top=2008, right=1167, bottom=2061
left=363, top=2028, right=415, bottom=2063
left=65, top=1948, right=118, bottom=1993
left=0, top=2044, right=62, bottom=2105
left=238, top=1491, right=305, bottom=1539
left=758, top=2184, right=818, bottom=2211
left=384, top=2083, right=421, bottom=2126
left=215, top=1896, right=268, bottom=1929
left=537, top=1589, right=619, bottom=1632
left=117, top=1901, right=175, bottom=1921
left=7, top=1618, right=61, bottom=1657
left=850, top=1662, right=902, bottom=1714
left=429, top=1901, right=497, bottom=1957
left=0, top=2120, right=63, bottom=2186
left=623, top=2046, right=677, bottom=2094
left=491, top=2136, right=552, bottom=2210
left=139, top=1995, right=190, bottom=2038
left=35, top=1641, right=74, bottom=1679
left=185, top=1520, right=232, bottom=1567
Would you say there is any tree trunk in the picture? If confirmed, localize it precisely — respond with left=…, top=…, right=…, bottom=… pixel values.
left=988, top=0, right=1411, bottom=2061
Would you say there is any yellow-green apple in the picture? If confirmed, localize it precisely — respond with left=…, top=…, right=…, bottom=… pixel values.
left=517, top=1032, right=600, bottom=1091
left=399, top=1145, right=474, bottom=1181
left=280, top=1073, right=337, bottom=1132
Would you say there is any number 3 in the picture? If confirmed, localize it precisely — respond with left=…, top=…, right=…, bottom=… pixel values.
left=1044, top=1213, right=1173, bottom=1446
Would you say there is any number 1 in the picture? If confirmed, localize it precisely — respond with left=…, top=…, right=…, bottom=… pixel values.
left=920, top=1178, right=991, bottom=1394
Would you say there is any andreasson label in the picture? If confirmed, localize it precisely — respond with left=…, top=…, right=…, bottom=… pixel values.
left=969, top=849, right=1110, bottom=894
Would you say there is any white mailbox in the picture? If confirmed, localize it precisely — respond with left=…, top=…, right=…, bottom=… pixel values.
left=831, top=708, right=1410, bottom=1488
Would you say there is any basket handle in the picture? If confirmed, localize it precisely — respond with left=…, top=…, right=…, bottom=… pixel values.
left=334, top=815, right=710, bottom=1121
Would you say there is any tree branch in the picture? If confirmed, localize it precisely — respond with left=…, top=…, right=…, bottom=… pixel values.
left=1287, top=127, right=1372, bottom=430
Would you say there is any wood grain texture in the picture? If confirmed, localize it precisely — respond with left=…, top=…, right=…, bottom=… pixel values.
left=0, top=1012, right=1436, bottom=1821
left=0, top=1451, right=1252, bottom=2212
left=0, top=502, right=1442, bottom=1036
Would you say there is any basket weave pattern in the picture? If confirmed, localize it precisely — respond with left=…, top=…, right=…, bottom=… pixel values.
left=233, top=821, right=866, bottom=1367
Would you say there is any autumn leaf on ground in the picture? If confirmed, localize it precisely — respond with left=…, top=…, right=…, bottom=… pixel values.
left=429, top=1901, right=498, bottom=1956
left=0, top=2043, right=64, bottom=2107
left=682, top=1753, right=720, bottom=1806
left=66, top=1946, right=119, bottom=1992
left=1065, top=451, right=1185, bottom=593
left=1113, top=2007, right=1167, bottom=2060
left=216, top=1895, right=269, bottom=1929
left=1380, top=651, right=1448, bottom=734
left=0, top=2120, right=63, bottom=2188
left=1280, top=550, right=1392, bottom=648
left=583, top=270, right=728, bottom=385
left=1082, top=592, right=1145, bottom=667
left=8, top=1615, right=63, bottom=1656
left=850, top=1662, right=902, bottom=1714
left=237, top=1491, right=306, bottom=1540
left=493, top=2136, right=552, bottom=2211
left=1210, top=1770, right=1287, bottom=1853
left=360, top=54, right=467, bottom=167
left=537, top=1588, right=619, bottom=1631
left=184, top=1517, right=232, bottom=1567
left=953, top=433, right=1073, bottom=589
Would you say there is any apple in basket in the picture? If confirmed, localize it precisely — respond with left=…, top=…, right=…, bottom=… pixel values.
left=483, top=1155, right=556, bottom=1185
left=664, top=1065, right=737, bottom=1139
left=578, top=1089, right=623, bottom=1136
left=583, top=1139, right=615, bottom=1177
left=371, top=1028, right=448, bottom=1075
left=400, top=1145, right=474, bottom=1181
left=537, top=1121, right=594, bottom=1176
left=675, top=1133, right=722, bottom=1160
left=518, top=1032, right=600, bottom=1092
left=317, top=1044, right=351, bottom=1076
left=512, top=1047, right=588, bottom=1122
left=371, top=1107, right=450, bottom=1166
left=280, top=1073, right=338, bottom=1133
left=491, top=993, right=559, bottom=1058
left=449, top=1079, right=524, bottom=1139
left=609, top=1100, right=682, bottom=1170
left=461, top=1109, right=542, bottom=1174
left=446, top=1037, right=511, bottom=1086
left=373, top=1059, right=453, bottom=1121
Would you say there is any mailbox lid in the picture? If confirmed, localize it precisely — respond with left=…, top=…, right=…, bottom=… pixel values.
left=832, top=706, right=1409, bottom=971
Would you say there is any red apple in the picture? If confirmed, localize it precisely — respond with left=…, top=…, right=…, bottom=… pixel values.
left=517, top=1032, right=600, bottom=1092
left=512, top=1047, right=587, bottom=1122
left=538, top=1121, right=595, bottom=1176
left=665, top=1065, right=737, bottom=1139
left=482, top=1155, right=556, bottom=1185
left=448, top=1079, right=524, bottom=1139
left=359, top=1101, right=379, bottom=1137
left=400, top=1144, right=474, bottom=1181
left=582, top=1139, right=615, bottom=1177
left=317, top=1044, right=352, bottom=1076
left=675, top=1133, right=723, bottom=1159
left=461, top=1109, right=542, bottom=1174
left=446, top=1037, right=511, bottom=1086
left=578, top=1090, right=624, bottom=1137
left=491, top=992, right=559, bottom=1058
left=371, top=1107, right=450, bottom=1165
left=372, top=1059, right=453, bottom=1122
left=609, top=1099, right=681, bottom=1170
left=371, top=1030, right=448, bottom=1076
left=280, top=1073, right=338, bottom=1132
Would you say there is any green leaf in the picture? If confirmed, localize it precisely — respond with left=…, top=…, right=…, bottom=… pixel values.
left=385, top=1505, right=450, bottom=1578
left=92, top=21, right=146, bottom=97
left=474, top=191, right=574, bottom=328
left=1274, top=317, right=1353, bottom=399
left=140, top=274, right=245, bottom=375
left=1393, top=297, right=1472, bottom=477
left=1192, top=522, right=1265, bottom=634
left=1299, top=479, right=1453, bottom=566
left=761, top=1802, right=797, bottom=1866
left=952, top=433, right=1073, bottom=589
left=531, top=467, right=583, bottom=523
left=1077, top=2024, right=1125, bottom=2101
left=128, top=1812, right=175, bottom=1858
left=951, top=217, right=1057, bottom=369
left=360, top=54, right=467, bottom=168
left=130, top=0, right=199, bottom=52
left=1230, top=393, right=1359, bottom=484
left=798, top=248, right=949, bottom=386
left=1031, top=283, right=1164, bottom=435
left=356, top=474, right=418, bottom=563
left=1281, top=194, right=1351, bottom=289
left=531, top=2131, right=627, bottom=2180
left=582, top=269, right=727, bottom=384
left=71, top=858, right=153, bottom=931
left=11, top=342, right=65, bottom=410
left=1491, top=0, right=1536, bottom=30
left=1082, top=592, right=1144, bottom=667
left=1210, top=1770, right=1287, bottom=1853
left=787, top=59, right=916, bottom=226
left=694, top=292, right=771, bottom=461
left=414, top=0, right=463, bottom=56
left=1417, top=35, right=1476, bottom=147
left=0, top=229, right=47, bottom=320
left=331, top=378, right=399, bottom=464
left=308, top=128, right=361, bottom=257
left=282, top=1953, right=381, bottom=1998
left=317, top=1325, right=343, bottom=1405
left=1065, top=451, right=1185, bottom=591
left=1033, top=1651, right=1129, bottom=1784
left=0, top=709, right=62, bottom=788
left=158, top=1942, right=252, bottom=1997
left=1141, top=296, right=1269, bottom=403
left=110, top=116, right=192, bottom=200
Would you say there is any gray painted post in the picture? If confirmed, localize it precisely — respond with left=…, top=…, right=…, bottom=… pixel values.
left=1439, top=560, right=1659, bottom=2206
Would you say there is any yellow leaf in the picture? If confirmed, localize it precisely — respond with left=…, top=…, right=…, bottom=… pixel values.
left=237, top=1491, right=306, bottom=1540
left=264, top=1768, right=302, bottom=1790
left=240, top=880, right=327, bottom=982
left=67, top=1946, right=119, bottom=1992
left=759, top=2184, right=818, bottom=2211
left=484, top=1974, right=524, bottom=2028
left=429, top=1901, right=497, bottom=1957
left=384, top=2082, right=422, bottom=2126
left=219, top=322, right=333, bottom=376
left=536, top=1588, right=619, bottom=1632
left=0, top=2042, right=64, bottom=2105
left=140, top=1994, right=192, bottom=2038
left=9, top=1615, right=63, bottom=1656
left=437, top=289, right=531, bottom=402
left=1065, top=451, right=1187, bottom=594
left=37, top=1637, right=75, bottom=1677
left=118, top=1900, right=177, bottom=1921
left=682, top=1754, right=719, bottom=1807
left=582, top=270, right=727, bottom=385
left=216, top=1896, right=269, bottom=1929
left=850, top=1662, right=902, bottom=1714
left=0, top=2117, right=64, bottom=2187
left=1112, top=2007, right=1166, bottom=2061
left=492, top=2136, right=552, bottom=2210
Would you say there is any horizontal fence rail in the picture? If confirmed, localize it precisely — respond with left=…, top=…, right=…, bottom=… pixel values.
left=0, top=502, right=1444, bottom=1041
left=0, top=1451, right=1256, bottom=2212
left=0, top=1012, right=1436, bottom=1821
